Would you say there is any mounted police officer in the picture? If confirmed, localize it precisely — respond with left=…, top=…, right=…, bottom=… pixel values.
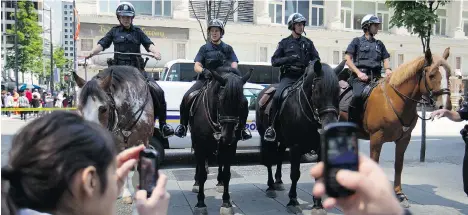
left=344, top=14, right=392, bottom=122
left=174, top=19, right=252, bottom=140
left=87, top=2, right=174, bottom=138
left=264, top=13, right=320, bottom=142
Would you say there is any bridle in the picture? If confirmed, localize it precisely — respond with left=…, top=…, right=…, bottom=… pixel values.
left=383, top=61, right=451, bottom=129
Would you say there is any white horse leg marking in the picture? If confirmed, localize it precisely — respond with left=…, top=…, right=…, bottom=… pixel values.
left=439, top=66, right=449, bottom=108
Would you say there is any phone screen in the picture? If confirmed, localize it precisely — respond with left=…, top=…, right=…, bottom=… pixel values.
left=327, top=134, right=358, bottom=170
left=139, top=149, right=159, bottom=195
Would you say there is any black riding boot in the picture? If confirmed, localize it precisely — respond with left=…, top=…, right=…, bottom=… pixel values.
left=148, top=81, right=174, bottom=138
left=239, top=100, right=252, bottom=140
left=175, top=101, right=189, bottom=138
left=348, top=95, right=361, bottom=122
left=264, top=104, right=278, bottom=142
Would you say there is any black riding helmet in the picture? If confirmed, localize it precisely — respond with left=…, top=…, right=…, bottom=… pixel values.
left=116, top=2, right=135, bottom=18
left=361, top=14, right=381, bottom=31
left=207, top=19, right=225, bottom=36
left=287, top=13, right=307, bottom=31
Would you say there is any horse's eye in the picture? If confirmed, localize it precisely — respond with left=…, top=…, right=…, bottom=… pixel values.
left=99, top=106, right=107, bottom=114
left=429, top=74, right=435, bottom=79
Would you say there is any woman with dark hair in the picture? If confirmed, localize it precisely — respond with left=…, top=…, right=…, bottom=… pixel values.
left=1, top=111, right=170, bottom=215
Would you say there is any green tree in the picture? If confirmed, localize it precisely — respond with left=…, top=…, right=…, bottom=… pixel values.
left=386, top=0, right=450, bottom=52
left=4, top=1, right=44, bottom=77
left=53, top=47, right=68, bottom=68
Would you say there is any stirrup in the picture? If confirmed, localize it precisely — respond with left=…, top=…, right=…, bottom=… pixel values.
left=241, top=128, right=252, bottom=141
left=175, top=125, right=187, bottom=138
left=264, top=127, right=276, bottom=142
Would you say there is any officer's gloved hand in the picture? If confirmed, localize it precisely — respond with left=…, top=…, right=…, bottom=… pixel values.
left=289, top=54, right=300, bottom=62
left=202, top=68, right=212, bottom=79
left=461, top=124, right=468, bottom=144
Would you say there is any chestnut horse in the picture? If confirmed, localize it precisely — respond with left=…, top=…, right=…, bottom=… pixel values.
left=339, top=48, right=452, bottom=207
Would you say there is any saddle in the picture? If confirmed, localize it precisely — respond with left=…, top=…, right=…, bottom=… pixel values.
left=338, top=72, right=380, bottom=126
left=258, top=78, right=303, bottom=117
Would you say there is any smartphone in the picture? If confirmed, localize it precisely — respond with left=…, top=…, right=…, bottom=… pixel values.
left=138, top=148, right=160, bottom=197
left=322, top=122, right=359, bottom=198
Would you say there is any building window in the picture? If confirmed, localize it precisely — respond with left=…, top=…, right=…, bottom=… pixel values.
left=98, top=0, right=119, bottom=14
left=127, top=0, right=152, bottom=16
left=341, top=1, right=352, bottom=29
left=434, top=9, right=447, bottom=36
left=65, top=29, right=68, bottom=32
left=69, top=5, right=73, bottom=9
left=64, top=17, right=67, bottom=20
left=65, top=47, right=68, bottom=50
left=377, top=3, right=389, bottom=32
left=398, top=54, right=404, bottom=66
left=155, top=0, right=172, bottom=17
left=65, top=53, right=68, bottom=56
left=463, top=11, right=468, bottom=37
left=64, top=5, right=67, bottom=8
left=260, top=46, right=268, bottom=62
left=64, top=11, right=67, bottom=15
left=333, top=51, right=340, bottom=65
left=342, top=51, right=346, bottom=60
left=65, top=41, right=68, bottom=45
left=65, top=35, right=68, bottom=39
left=353, top=1, right=375, bottom=30
left=269, top=0, right=324, bottom=27
left=176, top=43, right=185, bottom=59
left=65, top=23, right=68, bottom=26
left=81, top=39, right=93, bottom=51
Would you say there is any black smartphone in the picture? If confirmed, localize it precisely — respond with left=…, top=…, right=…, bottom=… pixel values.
left=138, top=148, right=160, bottom=197
left=322, top=122, right=359, bottom=198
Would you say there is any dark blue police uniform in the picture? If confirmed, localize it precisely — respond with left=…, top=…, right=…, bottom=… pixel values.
left=457, top=100, right=468, bottom=196
left=178, top=41, right=239, bottom=127
left=345, top=35, right=390, bottom=98
left=98, top=25, right=153, bottom=72
left=97, top=24, right=174, bottom=137
left=269, top=35, right=320, bottom=120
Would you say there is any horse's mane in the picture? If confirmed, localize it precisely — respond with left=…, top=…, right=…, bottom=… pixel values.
left=79, top=66, right=146, bottom=107
left=389, top=55, right=451, bottom=86
left=221, top=73, right=244, bottom=110
left=318, top=63, right=340, bottom=95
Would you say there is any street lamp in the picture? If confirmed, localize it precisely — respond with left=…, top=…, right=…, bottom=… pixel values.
left=43, top=7, right=54, bottom=95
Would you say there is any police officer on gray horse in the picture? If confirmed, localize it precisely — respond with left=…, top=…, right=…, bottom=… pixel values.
left=174, top=19, right=252, bottom=140
left=344, top=14, right=392, bottom=122
left=87, top=2, right=174, bottom=138
left=264, top=13, right=320, bottom=142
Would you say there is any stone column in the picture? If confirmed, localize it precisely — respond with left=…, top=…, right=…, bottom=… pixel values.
left=450, top=0, right=465, bottom=38
left=173, top=0, right=190, bottom=20
left=255, top=0, right=270, bottom=25
left=325, top=0, right=342, bottom=30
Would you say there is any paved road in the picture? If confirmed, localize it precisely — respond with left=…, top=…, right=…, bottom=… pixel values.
left=2, top=115, right=467, bottom=214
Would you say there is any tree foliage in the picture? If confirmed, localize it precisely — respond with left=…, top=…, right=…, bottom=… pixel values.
left=4, top=1, right=43, bottom=75
left=188, top=0, right=243, bottom=42
left=386, top=0, right=450, bottom=53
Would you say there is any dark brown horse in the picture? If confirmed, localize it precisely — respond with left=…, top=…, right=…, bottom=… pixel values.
left=338, top=48, right=452, bottom=207
left=73, top=66, right=154, bottom=204
left=256, top=60, right=343, bottom=214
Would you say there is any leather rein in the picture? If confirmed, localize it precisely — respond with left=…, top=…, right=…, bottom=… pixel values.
left=382, top=62, right=451, bottom=129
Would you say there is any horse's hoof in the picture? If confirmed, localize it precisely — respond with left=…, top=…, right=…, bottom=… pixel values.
left=122, top=196, right=133, bottom=204
left=266, top=189, right=277, bottom=198
left=396, top=193, right=410, bottom=208
left=193, top=206, right=208, bottom=215
left=400, top=199, right=410, bottom=208
left=273, top=182, right=285, bottom=191
left=310, top=208, right=327, bottom=215
left=192, top=185, right=199, bottom=193
left=220, top=206, right=234, bottom=215
left=216, top=185, right=224, bottom=193
left=286, top=205, right=302, bottom=214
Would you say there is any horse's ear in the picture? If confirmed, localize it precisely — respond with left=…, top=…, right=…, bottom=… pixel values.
left=312, top=59, right=322, bottom=77
left=333, top=60, right=346, bottom=76
left=442, top=47, right=450, bottom=60
left=99, top=73, right=112, bottom=90
left=72, top=72, right=86, bottom=88
left=425, top=48, right=433, bottom=65
left=241, top=68, right=253, bottom=84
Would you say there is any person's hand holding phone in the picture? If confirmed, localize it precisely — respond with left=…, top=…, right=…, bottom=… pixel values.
left=310, top=154, right=405, bottom=215
left=135, top=172, right=171, bottom=215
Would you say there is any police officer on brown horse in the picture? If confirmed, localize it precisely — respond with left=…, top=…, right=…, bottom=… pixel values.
left=264, top=13, right=320, bottom=142
left=87, top=2, right=174, bottom=138
left=344, top=14, right=392, bottom=123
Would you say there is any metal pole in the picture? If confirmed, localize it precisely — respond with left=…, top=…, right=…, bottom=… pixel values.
left=49, top=8, right=54, bottom=96
left=420, top=105, right=426, bottom=162
left=73, top=0, right=76, bottom=73
left=2, top=1, right=7, bottom=80
left=14, top=0, right=19, bottom=90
